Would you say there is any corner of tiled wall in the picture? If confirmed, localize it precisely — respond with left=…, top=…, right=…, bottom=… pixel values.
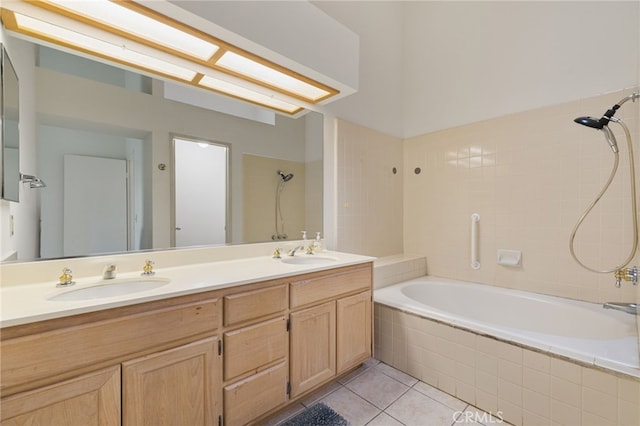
left=373, top=254, right=427, bottom=289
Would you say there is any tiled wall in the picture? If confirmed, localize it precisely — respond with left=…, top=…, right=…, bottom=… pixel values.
left=373, top=254, right=427, bottom=289
left=403, top=89, right=639, bottom=305
left=336, top=119, right=404, bottom=257
left=375, top=304, right=640, bottom=426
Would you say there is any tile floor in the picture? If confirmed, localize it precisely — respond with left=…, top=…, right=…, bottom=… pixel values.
left=269, top=359, right=506, bottom=426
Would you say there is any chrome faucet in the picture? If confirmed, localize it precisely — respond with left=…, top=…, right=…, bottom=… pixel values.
left=288, top=245, right=304, bottom=256
left=603, top=302, right=638, bottom=315
left=103, top=264, right=116, bottom=280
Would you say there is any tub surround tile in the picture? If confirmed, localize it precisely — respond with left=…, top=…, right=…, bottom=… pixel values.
left=550, top=358, right=582, bottom=385
left=375, top=304, right=640, bottom=426
left=551, top=377, right=582, bottom=408
left=582, top=387, right=617, bottom=422
left=522, top=367, right=550, bottom=395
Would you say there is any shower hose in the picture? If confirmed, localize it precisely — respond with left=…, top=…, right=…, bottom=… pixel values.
left=569, top=118, right=638, bottom=273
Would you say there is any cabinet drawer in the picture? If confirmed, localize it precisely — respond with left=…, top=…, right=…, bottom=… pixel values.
left=224, top=284, right=287, bottom=326
left=1, top=298, right=221, bottom=394
left=290, top=266, right=371, bottom=309
left=224, top=361, right=288, bottom=426
left=224, top=316, right=287, bottom=381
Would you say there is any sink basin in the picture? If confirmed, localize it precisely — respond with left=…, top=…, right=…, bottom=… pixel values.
left=48, top=277, right=171, bottom=301
left=280, top=256, right=337, bottom=265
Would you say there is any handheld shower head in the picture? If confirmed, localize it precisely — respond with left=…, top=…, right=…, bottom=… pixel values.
left=277, top=170, right=294, bottom=182
left=574, top=92, right=639, bottom=132
left=574, top=116, right=605, bottom=130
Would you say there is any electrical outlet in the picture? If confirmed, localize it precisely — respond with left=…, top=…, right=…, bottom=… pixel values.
left=9, top=215, right=14, bottom=236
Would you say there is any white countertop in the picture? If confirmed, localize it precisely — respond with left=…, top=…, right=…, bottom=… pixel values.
left=1, top=251, right=374, bottom=328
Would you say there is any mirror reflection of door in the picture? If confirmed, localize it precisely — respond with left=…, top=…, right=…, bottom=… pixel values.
left=173, top=137, right=228, bottom=248
left=63, top=154, right=128, bottom=257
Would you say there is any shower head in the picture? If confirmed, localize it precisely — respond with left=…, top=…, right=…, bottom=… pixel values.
left=574, top=92, right=639, bottom=132
left=573, top=116, right=619, bottom=153
left=574, top=116, right=605, bottom=130
left=277, top=170, right=294, bottom=182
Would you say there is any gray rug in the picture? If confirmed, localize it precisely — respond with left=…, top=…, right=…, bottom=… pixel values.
left=281, top=402, right=349, bottom=426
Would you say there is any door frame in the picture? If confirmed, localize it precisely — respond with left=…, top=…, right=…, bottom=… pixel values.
left=170, top=133, right=231, bottom=247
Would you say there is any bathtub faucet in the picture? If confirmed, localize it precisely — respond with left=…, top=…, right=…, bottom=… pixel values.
left=614, top=266, right=638, bottom=287
left=602, top=302, right=638, bottom=315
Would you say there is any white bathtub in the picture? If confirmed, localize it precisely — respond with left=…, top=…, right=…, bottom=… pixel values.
left=374, top=276, right=639, bottom=377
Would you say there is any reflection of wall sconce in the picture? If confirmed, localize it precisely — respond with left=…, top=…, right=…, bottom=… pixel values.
left=20, top=173, right=46, bottom=188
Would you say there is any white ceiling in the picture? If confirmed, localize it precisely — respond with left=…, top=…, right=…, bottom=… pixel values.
left=313, top=1, right=640, bottom=139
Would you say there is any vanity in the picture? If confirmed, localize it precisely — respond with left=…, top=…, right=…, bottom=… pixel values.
left=0, top=249, right=373, bottom=426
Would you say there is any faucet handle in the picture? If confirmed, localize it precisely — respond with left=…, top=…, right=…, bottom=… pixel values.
left=142, top=259, right=155, bottom=276
left=57, top=268, right=75, bottom=287
left=103, top=264, right=117, bottom=280
left=614, top=266, right=638, bottom=286
left=273, top=248, right=282, bottom=259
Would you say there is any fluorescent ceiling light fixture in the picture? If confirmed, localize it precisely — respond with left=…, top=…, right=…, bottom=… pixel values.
left=199, top=75, right=302, bottom=114
left=44, top=0, right=219, bottom=61
left=216, top=51, right=332, bottom=102
left=2, top=0, right=340, bottom=114
left=11, top=12, right=198, bottom=81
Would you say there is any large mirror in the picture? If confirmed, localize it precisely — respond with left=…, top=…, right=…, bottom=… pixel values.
left=1, top=44, right=20, bottom=202
left=3, top=36, right=323, bottom=262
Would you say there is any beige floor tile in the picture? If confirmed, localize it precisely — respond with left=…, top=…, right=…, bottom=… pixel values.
left=413, top=381, right=468, bottom=411
left=461, top=406, right=510, bottom=426
left=300, top=380, right=343, bottom=407
left=267, top=403, right=306, bottom=426
left=338, top=358, right=379, bottom=385
left=376, top=362, right=420, bottom=386
left=321, top=386, right=381, bottom=426
left=346, top=367, right=410, bottom=409
left=366, top=412, right=405, bottom=426
left=385, top=388, right=460, bottom=426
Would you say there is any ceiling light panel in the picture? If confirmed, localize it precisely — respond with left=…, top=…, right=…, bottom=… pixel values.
left=43, top=0, right=219, bottom=61
left=199, top=75, right=302, bottom=114
left=216, top=51, right=332, bottom=102
left=2, top=0, right=341, bottom=115
left=11, top=12, right=198, bottom=81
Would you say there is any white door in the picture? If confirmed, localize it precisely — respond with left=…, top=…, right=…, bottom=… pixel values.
left=174, top=138, right=228, bottom=247
left=63, top=154, right=128, bottom=256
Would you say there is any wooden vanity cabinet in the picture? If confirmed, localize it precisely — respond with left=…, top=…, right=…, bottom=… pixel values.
left=289, top=264, right=373, bottom=399
left=0, top=262, right=373, bottom=426
left=0, top=366, right=121, bottom=426
left=222, top=283, right=289, bottom=425
left=0, top=293, right=223, bottom=426
left=122, top=337, right=221, bottom=426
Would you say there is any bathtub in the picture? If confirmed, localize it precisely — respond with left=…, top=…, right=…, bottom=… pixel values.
left=374, top=276, right=639, bottom=377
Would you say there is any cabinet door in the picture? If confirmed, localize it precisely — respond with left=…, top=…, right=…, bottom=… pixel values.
left=123, top=337, right=221, bottom=426
left=336, top=291, right=372, bottom=373
left=0, top=366, right=120, bottom=426
left=290, top=301, right=336, bottom=397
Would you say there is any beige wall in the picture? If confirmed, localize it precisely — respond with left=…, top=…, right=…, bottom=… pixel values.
left=404, top=90, right=639, bottom=305
left=335, top=119, right=404, bottom=257
left=242, top=155, right=306, bottom=243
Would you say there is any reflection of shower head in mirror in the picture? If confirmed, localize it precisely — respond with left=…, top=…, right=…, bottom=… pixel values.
left=277, top=170, right=294, bottom=182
